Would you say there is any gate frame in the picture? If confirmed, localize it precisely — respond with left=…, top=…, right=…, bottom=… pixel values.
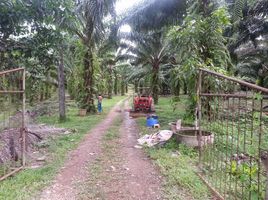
left=0, top=68, right=26, bottom=181
left=197, top=68, right=268, bottom=199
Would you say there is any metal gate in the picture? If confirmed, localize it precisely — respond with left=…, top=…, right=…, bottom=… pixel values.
left=197, top=69, right=268, bottom=200
left=0, top=68, right=26, bottom=181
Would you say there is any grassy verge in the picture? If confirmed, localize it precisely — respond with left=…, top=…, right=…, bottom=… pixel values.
left=0, top=96, right=125, bottom=200
left=136, top=96, right=211, bottom=200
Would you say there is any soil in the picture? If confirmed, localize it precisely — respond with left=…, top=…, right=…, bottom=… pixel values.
left=38, top=99, right=163, bottom=200
left=114, top=100, right=163, bottom=199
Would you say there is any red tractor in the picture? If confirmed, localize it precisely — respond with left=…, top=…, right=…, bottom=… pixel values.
left=133, top=87, right=155, bottom=112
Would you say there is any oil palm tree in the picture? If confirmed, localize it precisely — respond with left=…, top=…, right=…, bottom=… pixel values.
left=235, top=35, right=268, bottom=87
left=119, top=31, right=170, bottom=104
left=229, top=0, right=268, bottom=50
left=58, top=0, right=116, bottom=112
left=98, top=51, right=117, bottom=99
left=228, top=0, right=268, bottom=87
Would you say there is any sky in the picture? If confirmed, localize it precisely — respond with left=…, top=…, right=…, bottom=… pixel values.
left=115, top=0, right=144, bottom=15
left=116, top=0, right=144, bottom=33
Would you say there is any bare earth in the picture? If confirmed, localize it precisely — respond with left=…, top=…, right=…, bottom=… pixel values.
left=38, top=100, right=163, bottom=200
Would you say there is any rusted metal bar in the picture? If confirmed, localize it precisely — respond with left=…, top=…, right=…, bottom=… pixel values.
left=230, top=94, right=236, bottom=198
left=197, top=173, right=225, bottom=200
left=0, top=91, right=24, bottom=94
left=22, top=68, right=26, bottom=166
left=0, top=166, right=23, bottom=181
left=0, top=68, right=24, bottom=76
left=235, top=96, right=242, bottom=199
left=241, top=89, right=248, bottom=197
left=249, top=93, right=255, bottom=200
left=225, top=97, right=231, bottom=198
left=197, top=70, right=203, bottom=166
left=200, top=93, right=249, bottom=98
left=214, top=96, right=221, bottom=191
left=258, top=99, right=263, bottom=198
left=200, top=93, right=268, bottom=100
left=199, top=68, right=268, bottom=94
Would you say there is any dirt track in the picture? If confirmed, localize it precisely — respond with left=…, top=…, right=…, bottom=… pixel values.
left=38, top=99, right=163, bottom=200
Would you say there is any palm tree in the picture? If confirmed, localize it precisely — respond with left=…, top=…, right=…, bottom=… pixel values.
left=119, top=31, right=170, bottom=104
left=228, top=0, right=268, bottom=87
left=112, top=62, right=132, bottom=96
left=235, top=36, right=268, bottom=87
left=59, top=0, right=116, bottom=113
left=99, top=51, right=117, bottom=99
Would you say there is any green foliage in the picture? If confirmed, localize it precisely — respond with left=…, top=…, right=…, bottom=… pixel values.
left=167, top=1, right=232, bottom=113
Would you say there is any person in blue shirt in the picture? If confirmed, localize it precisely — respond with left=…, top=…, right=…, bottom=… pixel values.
left=97, top=94, right=103, bottom=113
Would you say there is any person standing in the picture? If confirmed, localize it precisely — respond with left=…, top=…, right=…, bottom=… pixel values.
left=97, top=94, right=103, bottom=113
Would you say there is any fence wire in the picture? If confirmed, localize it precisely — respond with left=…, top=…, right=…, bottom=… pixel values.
left=197, top=69, right=268, bottom=200
left=0, top=68, right=25, bottom=180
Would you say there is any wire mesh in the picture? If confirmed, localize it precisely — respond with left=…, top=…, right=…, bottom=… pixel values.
left=0, top=68, right=25, bottom=180
left=197, top=69, right=268, bottom=200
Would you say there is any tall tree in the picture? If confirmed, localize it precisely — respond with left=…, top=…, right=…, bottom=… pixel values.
left=59, top=0, right=116, bottom=112
left=228, top=0, right=268, bottom=87
left=58, top=48, right=66, bottom=121
left=119, top=31, right=171, bottom=104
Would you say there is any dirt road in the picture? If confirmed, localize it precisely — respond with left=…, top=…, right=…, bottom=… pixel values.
left=38, top=100, right=163, bottom=200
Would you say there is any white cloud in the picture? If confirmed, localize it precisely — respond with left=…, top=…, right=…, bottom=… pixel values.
left=115, top=0, right=144, bottom=15
left=119, top=24, right=132, bottom=33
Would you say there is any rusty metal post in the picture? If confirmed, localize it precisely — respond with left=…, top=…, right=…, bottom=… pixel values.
left=197, top=69, right=203, bottom=166
left=22, top=68, right=26, bottom=166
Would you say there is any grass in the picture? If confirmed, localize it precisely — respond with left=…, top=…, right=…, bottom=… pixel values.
left=0, top=95, right=125, bottom=200
left=136, top=96, right=211, bottom=200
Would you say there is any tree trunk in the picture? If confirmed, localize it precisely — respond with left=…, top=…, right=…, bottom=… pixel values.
left=45, top=83, right=50, bottom=100
left=40, top=83, right=44, bottom=102
left=114, top=71, right=118, bottom=95
left=125, top=84, right=128, bottom=94
left=121, top=79, right=125, bottom=96
left=173, top=81, right=180, bottom=101
left=82, top=48, right=96, bottom=113
left=58, top=49, right=66, bottom=121
left=152, top=65, right=159, bottom=104
left=134, top=80, right=138, bottom=93
left=108, top=66, right=113, bottom=99
left=45, top=71, right=51, bottom=100
left=183, top=79, right=188, bottom=95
